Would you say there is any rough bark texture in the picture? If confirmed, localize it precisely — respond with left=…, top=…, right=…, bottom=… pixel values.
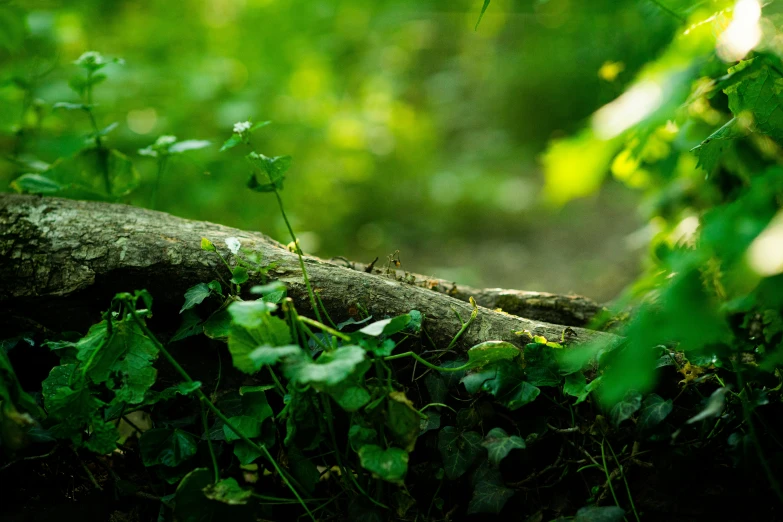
left=0, top=194, right=619, bottom=350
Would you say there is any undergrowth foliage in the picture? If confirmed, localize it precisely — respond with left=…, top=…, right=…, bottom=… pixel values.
left=2, top=1, right=783, bottom=521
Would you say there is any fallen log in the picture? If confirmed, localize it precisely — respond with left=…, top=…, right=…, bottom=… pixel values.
left=0, top=194, right=619, bottom=350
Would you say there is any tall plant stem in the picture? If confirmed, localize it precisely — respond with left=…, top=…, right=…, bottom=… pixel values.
left=125, top=304, right=316, bottom=522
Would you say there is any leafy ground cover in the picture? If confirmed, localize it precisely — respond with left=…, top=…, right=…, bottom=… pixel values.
left=3, top=1, right=783, bottom=521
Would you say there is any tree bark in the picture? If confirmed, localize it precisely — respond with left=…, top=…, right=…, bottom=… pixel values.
left=0, top=194, right=619, bottom=350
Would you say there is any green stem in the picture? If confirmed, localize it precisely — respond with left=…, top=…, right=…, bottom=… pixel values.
left=298, top=316, right=351, bottom=341
left=320, top=395, right=389, bottom=510
left=648, top=0, right=685, bottom=22
left=124, top=304, right=315, bottom=522
left=151, top=155, right=168, bottom=210
left=600, top=438, right=625, bottom=517
left=273, top=189, right=322, bottom=324
left=201, top=399, right=219, bottom=484
left=383, top=351, right=470, bottom=373
left=606, top=440, right=640, bottom=522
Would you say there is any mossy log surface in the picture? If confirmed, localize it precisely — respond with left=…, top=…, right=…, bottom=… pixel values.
left=0, top=194, right=619, bottom=350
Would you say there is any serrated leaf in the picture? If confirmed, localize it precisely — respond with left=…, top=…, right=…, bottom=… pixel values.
left=467, top=480, right=514, bottom=515
left=725, top=60, right=783, bottom=140
left=438, top=427, right=484, bottom=479
left=481, top=427, right=525, bottom=466
left=358, top=444, right=409, bottom=483
left=139, top=428, right=198, bottom=467
left=85, top=416, right=119, bottom=454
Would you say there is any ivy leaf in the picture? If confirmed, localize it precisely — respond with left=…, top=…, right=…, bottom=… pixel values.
left=466, top=341, right=521, bottom=370
left=139, top=428, right=198, bottom=467
left=203, top=478, right=252, bottom=505
left=575, top=505, right=626, bottom=522
left=523, top=343, right=562, bottom=387
left=358, top=444, right=409, bottom=483
left=481, top=427, right=526, bottom=466
left=609, top=390, right=643, bottom=428
left=438, top=427, right=484, bottom=479
left=480, top=362, right=541, bottom=410
left=181, top=283, right=213, bottom=313
left=467, top=480, right=514, bottom=515
left=637, top=393, right=673, bottom=433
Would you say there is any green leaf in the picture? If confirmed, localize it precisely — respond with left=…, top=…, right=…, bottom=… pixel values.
left=10, top=173, right=66, bottom=194
left=480, top=362, right=541, bottom=410
left=47, top=383, right=104, bottom=427
left=287, top=446, right=320, bottom=494
left=203, top=309, right=231, bottom=340
left=481, top=427, right=525, bottom=466
left=139, top=428, right=198, bottom=467
left=203, top=478, right=252, bottom=505
left=438, top=427, right=484, bottom=479
left=474, top=0, right=491, bottom=31
left=691, top=117, right=746, bottom=174
left=609, top=390, right=643, bottom=428
left=201, top=237, right=217, bottom=252
left=108, top=322, right=160, bottom=404
left=171, top=310, right=204, bottom=343
left=358, top=444, right=409, bottom=483
left=246, top=154, right=292, bottom=192
left=725, top=60, right=783, bottom=141
left=248, top=345, right=305, bottom=370
left=233, top=440, right=264, bottom=465
left=220, top=134, right=242, bottom=152
left=228, top=314, right=292, bottom=373
left=326, top=382, right=371, bottom=412
left=523, top=343, right=561, bottom=387
left=223, top=415, right=261, bottom=442
left=250, top=121, right=271, bottom=132
left=386, top=391, right=421, bottom=452
left=230, top=267, right=249, bottom=285
left=575, top=505, right=626, bottom=522
left=466, top=341, right=521, bottom=369
left=141, top=381, right=201, bottom=406
left=349, top=425, right=379, bottom=452
left=283, top=345, right=367, bottom=386
left=637, top=393, right=673, bottom=433
left=84, top=417, right=119, bottom=454
left=181, top=283, right=213, bottom=313
left=467, top=480, right=514, bottom=514
left=174, top=468, right=255, bottom=522
left=169, top=139, right=211, bottom=153
left=356, top=314, right=411, bottom=337
left=227, top=300, right=277, bottom=329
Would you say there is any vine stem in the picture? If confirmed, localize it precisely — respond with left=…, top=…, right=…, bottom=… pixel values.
left=201, top=400, right=219, bottom=484
left=124, top=303, right=316, bottom=522
left=383, top=351, right=471, bottom=373
left=606, top=439, right=640, bottom=522
left=600, top=438, right=626, bottom=518
left=273, top=188, right=322, bottom=324
left=298, top=316, right=351, bottom=342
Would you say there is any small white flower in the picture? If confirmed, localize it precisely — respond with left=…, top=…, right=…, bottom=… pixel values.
left=75, top=51, right=105, bottom=67
left=225, top=237, right=241, bottom=255
left=233, top=121, right=252, bottom=134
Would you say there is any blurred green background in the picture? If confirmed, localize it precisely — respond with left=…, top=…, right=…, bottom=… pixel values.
left=1, top=0, right=684, bottom=301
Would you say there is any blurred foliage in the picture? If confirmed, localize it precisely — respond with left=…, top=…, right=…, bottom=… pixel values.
left=0, top=0, right=689, bottom=300
left=542, top=0, right=783, bottom=405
